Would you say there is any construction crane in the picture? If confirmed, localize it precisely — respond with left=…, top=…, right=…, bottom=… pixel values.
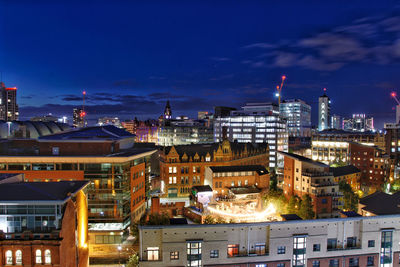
left=276, top=75, right=286, bottom=105
left=391, top=91, right=400, bottom=123
left=81, top=90, right=87, bottom=127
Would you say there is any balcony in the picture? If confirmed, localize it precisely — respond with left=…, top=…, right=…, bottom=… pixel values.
left=327, top=245, right=361, bottom=251
left=228, top=250, right=269, bottom=258
left=302, top=171, right=333, bottom=177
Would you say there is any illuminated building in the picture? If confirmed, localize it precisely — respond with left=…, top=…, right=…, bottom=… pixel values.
left=342, top=114, right=374, bottom=132
left=329, top=165, right=361, bottom=191
left=164, top=100, right=172, bottom=120
left=73, top=107, right=86, bottom=128
left=331, top=114, right=341, bottom=130
left=348, top=142, right=389, bottom=191
left=318, top=90, right=330, bottom=131
left=138, top=214, right=400, bottom=267
left=279, top=99, right=311, bottom=137
left=0, top=126, right=157, bottom=262
left=311, top=129, right=386, bottom=164
left=281, top=152, right=341, bottom=218
left=97, top=117, right=121, bottom=127
left=0, top=173, right=89, bottom=267
left=158, top=117, right=213, bottom=146
left=0, top=82, right=19, bottom=121
left=214, top=102, right=288, bottom=168
left=385, top=123, right=400, bottom=162
left=160, top=139, right=269, bottom=199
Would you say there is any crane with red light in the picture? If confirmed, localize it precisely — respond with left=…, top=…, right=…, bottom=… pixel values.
left=80, top=90, right=87, bottom=127
left=276, top=75, right=286, bottom=105
left=391, top=91, right=400, bottom=123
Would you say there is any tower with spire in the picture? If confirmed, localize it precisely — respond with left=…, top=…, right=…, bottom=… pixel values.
left=318, top=88, right=330, bottom=131
left=164, top=100, right=172, bottom=120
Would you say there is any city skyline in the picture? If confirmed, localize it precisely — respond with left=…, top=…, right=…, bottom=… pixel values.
left=1, top=1, right=400, bottom=128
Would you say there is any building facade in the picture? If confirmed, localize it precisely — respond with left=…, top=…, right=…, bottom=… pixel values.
left=343, top=114, right=374, bottom=132
left=318, top=91, right=330, bottom=131
left=281, top=152, right=341, bottom=218
left=139, top=214, right=400, bottom=267
left=279, top=99, right=311, bottom=137
left=160, top=140, right=269, bottom=199
left=0, top=174, right=89, bottom=267
left=214, top=103, right=288, bottom=168
left=73, top=107, right=86, bottom=128
left=0, top=82, right=19, bottom=121
left=331, top=114, right=341, bottom=130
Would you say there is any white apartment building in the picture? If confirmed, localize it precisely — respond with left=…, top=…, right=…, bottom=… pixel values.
left=280, top=99, right=311, bottom=137
left=139, top=214, right=400, bottom=267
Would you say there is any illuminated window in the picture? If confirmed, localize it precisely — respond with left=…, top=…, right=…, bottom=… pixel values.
left=15, top=250, right=22, bottom=265
left=45, top=249, right=51, bottom=264
left=227, top=244, right=239, bottom=257
left=210, top=250, right=219, bottom=258
left=147, top=247, right=159, bottom=261
left=36, top=249, right=42, bottom=264
left=170, top=251, right=179, bottom=260
left=5, top=250, right=12, bottom=265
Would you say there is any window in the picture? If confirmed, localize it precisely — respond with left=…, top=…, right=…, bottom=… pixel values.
left=327, top=238, right=337, bottom=250
left=36, top=249, right=42, bottom=264
left=255, top=243, right=266, bottom=255
left=368, top=240, right=375, bottom=247
left=15, top=250, right=22, bottom=265
left=321, top=198, right=327, bottom=204
left=313, top=244, right=320, bottom=251
left=312, top=261, right=320, bottom=267
left=277, top=264, right=285, bottom=267
left=256, top=265, right=267, bottom=267
left=227, top=244, right=239, bottom=257
left=5, top=250, right=12, bottom=265
left=367, top=256, right=374, bottom=266
left=329, top=259, right=339, bottom=267
left=210, top=249, right=219, bottom=258
left=349, top=257, right=359, bottom=267
left=52, top=147, right=59, bottom=155
left=277, top=246, right=285, bottom=254
left=170, top=251, right=179, bottom=260
left=187, top=241, right=202, bottom=267
left=293, top=236, right=306, bottom=267
left=147, top=247, right=159, bottom=261
left=45, top=249, right=51, bottom=264
left=381, top=230, right=393, bottom=265
left=347, top=236, right=357, bottom=248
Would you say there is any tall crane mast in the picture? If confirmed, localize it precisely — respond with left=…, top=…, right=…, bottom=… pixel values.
left=391, top=91, right=400, bottom=123
left=391, top=91, right=400, bottom=105
left=276, top=75, right=286, bottom=105
left=81, top=90, right=87, bottom=127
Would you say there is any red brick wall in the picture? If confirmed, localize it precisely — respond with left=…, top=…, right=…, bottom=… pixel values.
left=0, top=170, right=84, bottom=181
left=38, top=141, right=117, bottom=156
left=131, top=163, right=146, bottom=219
left=283, top=157, right=295, bottom=198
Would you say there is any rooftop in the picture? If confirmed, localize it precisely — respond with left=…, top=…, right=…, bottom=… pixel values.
left=192, top=185, right=213, bottom=193
left=329, top=165, right=360, bottom=177
left=39, top=125, right=135, bottom=141
left=359, top=191, right=400, bottom=215
left=209, top=165, right=268, bottom=175
left=0, top=180, right=89, bottom=202
left=279, top=151, right=328, bottom=168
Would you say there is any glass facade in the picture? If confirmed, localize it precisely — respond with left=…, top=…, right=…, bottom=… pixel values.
left=380, top=230, right=393, bottom=267
left=187, top=241, right=202, bottom=267
left=293, top=236, right=306, bottom=267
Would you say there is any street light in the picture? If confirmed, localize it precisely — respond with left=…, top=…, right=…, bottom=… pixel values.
left=118, top=245, right=122, bottom=266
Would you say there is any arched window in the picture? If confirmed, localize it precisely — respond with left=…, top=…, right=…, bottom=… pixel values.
left=45, top=249, right=51, bottom=264
left=35, top=249, right=42, bottom=264
left=5, top=250, right=12, bottom=265
left=15, top=250, right=22, bottom=265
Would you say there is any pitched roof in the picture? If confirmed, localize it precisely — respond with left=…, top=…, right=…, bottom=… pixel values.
left=0, top=181, right=89, bottom=202
left=329, top=165, right=360, bottom=177
left=209, top=165, right=268, bottom=175
left=39, top=125, right=134, bottom=141
left=278, top=151, right=328, bottom=167
left=192, top=185, right=212, bottom=193
left=359, top=191, right=400, bottom=215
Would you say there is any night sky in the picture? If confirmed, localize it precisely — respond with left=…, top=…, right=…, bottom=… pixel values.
left=1, top=1, right=400, bottom=128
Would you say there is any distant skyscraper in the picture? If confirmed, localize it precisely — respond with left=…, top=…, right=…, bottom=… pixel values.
left=0, top=82, right=19, bottom=121
left=73, top=108, right=86, bottom=128
left=318, top=89, right=330, bottom=131
left=342, top=114, right=374, bottom=132
left=280, top=99, right=311, bottom=137
left=331, top=114, right=341, bottom=129
left=164, top=100, right=172, bottom=120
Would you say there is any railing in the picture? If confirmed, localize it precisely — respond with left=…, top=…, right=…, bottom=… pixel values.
left=302, top=171, right=333, bottom=177
left=327, top=246, right=361, bottom=251
left=228, top=250, right=269, bottom=258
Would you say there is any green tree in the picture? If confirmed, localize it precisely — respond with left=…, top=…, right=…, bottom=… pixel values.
left=298, top=194, right=315, bottom=219
left=126, top=253, right=139, bottom=267
left=339, top=180, right=359, bottom=211
left=269, top=169, right=278, bottom=191
left=287, top=196, right=299, bottom=214
left=147, top=212, right=170, bottom=225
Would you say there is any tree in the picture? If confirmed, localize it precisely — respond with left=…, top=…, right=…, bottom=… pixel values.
left=269, top=169, right=278, bottom=191
left=216, top=217, right=226, bottom=224
left=299, top=194, right=315, bottom=219
left=126, top=253, right=139, bottom=267
left=339, top=180, right=359, bottom=211
left=287, top=196, right=299, bottom=214
left=147, top=212, right=170, bottom=225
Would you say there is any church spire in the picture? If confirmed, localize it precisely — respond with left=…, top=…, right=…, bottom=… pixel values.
left=164, top=100, right=172, bottom=120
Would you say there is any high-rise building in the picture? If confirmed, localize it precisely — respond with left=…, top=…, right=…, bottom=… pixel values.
left=97, top=117, right=121, bottom=127
left=331, top=114, right=341, bottom=129
left=73, top=108, right=86, bottom=128
left=318, top=89, right=330, bottom=131
left=214, top=103, right=288, bottom=168
left=279, top=99, right=311, bottom=137
left=343, top=114, right=374, bottom=132
left=0, top=82, right=19, bottom=121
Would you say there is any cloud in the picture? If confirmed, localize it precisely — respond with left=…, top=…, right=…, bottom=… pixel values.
left=242, top=14, right=400, bottom=71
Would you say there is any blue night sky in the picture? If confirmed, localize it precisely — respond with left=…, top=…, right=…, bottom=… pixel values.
left=1, top=1, right=400, bottom=128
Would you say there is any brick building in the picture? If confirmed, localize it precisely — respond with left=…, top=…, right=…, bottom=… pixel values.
left=160, top=139, right=269, bottom=199
left=280, top=152, right=341, bottom=218
left=0, top=174, right=89, bottom=267
left=330, top=165, right=361, bottom=191
left=0, top=126, right=157, bottom=263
